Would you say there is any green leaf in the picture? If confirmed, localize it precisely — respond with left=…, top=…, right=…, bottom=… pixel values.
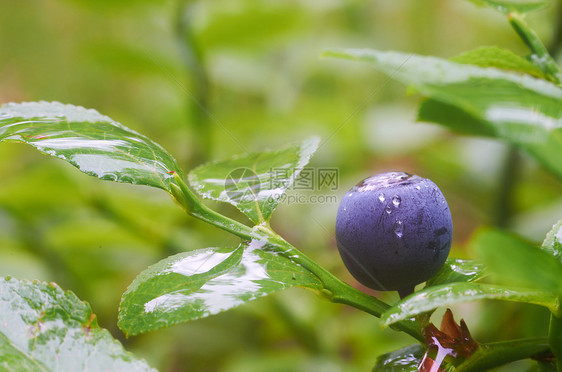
left=542, top=219, right=562, bottom=263
left=465, top=0, right=549, bottom=14
left=427, top=258, right=487, bottom=286
left=456, top=338, right=550, bottom=372
left=118, top=240, right=323, bottom=336
left=188, top=137, right=320, bottom=224
left=451, top=46, right=546, bottom=79
left=381, top=282, right=559, bottom=326
left=372, top=344, right=424, bottom=372
left=325, top=49, right=562, bottom=178
left=0, top=101, right=182, bottom=191
left=473, top=229, right=562, bottom=294
left=0, top=276, right=155, bottom=372
left=417, top=99, right=495, bottom=137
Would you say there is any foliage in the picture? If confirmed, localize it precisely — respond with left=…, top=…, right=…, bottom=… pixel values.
left=0, top=0, right=561, bottom=370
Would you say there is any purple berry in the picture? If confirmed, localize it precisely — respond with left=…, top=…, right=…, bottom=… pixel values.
left=335, top=172, right=452, bottom=297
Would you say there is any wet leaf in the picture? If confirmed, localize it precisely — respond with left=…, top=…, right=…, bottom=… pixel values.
left=188, top=137, right=319, bottom=224
left=465, top=0, right=549, bottom=14
left=541, top=219, right=562, bottom=264
left=372, top=344, right=424, bottom=372
left=427, top=258, right=487, bottom=286
left=118, top=240, right=323, bottom=336
left=473, top=229, right=562, bottom=295
left=325, top=49, right=562, bottom=178
left=451, top=46, right=546, bottom=79
left=455, top=338, right=550, bottom=371
left=0, top=101, right=182, bottom=191
left=382, top=282, right=559, bottom=326
left=0, top=276, right=155, bottom=371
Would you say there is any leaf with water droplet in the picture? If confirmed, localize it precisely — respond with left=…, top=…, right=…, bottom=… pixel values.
left=324, top=49, right=562, bottom=179
left=188, top=138, right=320, bottom=224
left=427, top=258, right=487, bottom=286
left=381, top=282, right=559, bottom=327
left=451, top=46, right=547, bottom=79
left=0, top=101, right=182, bottom=191
left=0, top=276, right=155, bottom=371
left=455, top=338, right=551, bottom=372
left=465, top=0, right=548, bottom=15
left=118, top=240, right=323, bottom=336
left=372, top=344, right=424, bottom=371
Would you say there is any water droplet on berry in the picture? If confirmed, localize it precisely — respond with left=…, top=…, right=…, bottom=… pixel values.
left=392, top=195, right=401, bottom=207
left=393, top=220, right=404, bottom=238
left=378, top=193, right=385, bottom=202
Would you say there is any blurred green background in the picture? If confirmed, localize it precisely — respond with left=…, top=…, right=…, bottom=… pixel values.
left=0, top=1, right=561, bottom=371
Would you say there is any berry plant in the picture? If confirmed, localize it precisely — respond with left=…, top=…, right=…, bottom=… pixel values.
left=0, top=0, right=561, bottom=371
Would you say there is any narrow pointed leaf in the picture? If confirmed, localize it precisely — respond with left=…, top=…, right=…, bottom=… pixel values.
left=118, top=240, right=323, bottom=336
left=466, top=0, right=549, bottom=14
left=382, top=282, right=559, bottom=326
left=0, top=101, right=182, bottom=191
left=0, top=276, right=155, bottom=371
left=188, top=137, right=320, bottom=224
left=451, top=46, right=547, bottom=79
left=325, top=49, right=562, bottom=178
left=473, top=229, right=562, bottom=294
left=427, top=258, right=487, bottom=287
left=372, top=344, right=424, bottom=372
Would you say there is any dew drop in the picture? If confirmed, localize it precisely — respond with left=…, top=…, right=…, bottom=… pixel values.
left=415, top=185, right=421, bottom=190
left=385, top=205, right=392, bottom=214
left=378, top=193, right=385, bottom=202
left=393, top=220, right=404, bottom=238
left=392, top=195, right=401, bottom=207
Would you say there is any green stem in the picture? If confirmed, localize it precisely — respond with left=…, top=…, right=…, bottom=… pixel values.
left=169, top=173, right=423, bottom=341
left=549, top=313, right=562, bottom=370
left=508, top=12, right=562, bottom=84
left=548, top=0, right=562, bottom=59
left=455, top=338, right=551, bottom=372
left=493, top=145, right=520, bottom=229
left=175, top=0, right=211, bottom=167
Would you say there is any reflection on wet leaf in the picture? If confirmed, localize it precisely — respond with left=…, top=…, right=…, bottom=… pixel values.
left=118, top=240, right=323, bottom=336
left=541, top=219, right=562, bottom=264
left=382, top=282, right=560, bottom=326
left=188, top=137, right=320, bottom=224
left=0, top=276, right=155, bottom=371
left=427, top=258, right=487, bottom=286
left=372, top=344, right=424, bottom=371
left=325, top=49, right=562, bottom=178
left=0, top=101, right=182, bottom=191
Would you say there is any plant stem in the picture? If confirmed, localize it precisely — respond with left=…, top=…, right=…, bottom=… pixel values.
left=549, top=313, right=562, bottom=370
left=508, top=12, right=562, bottom=84
left=169, top=173, right=423, bottom=341
left=493, top=145, right=519, bottom=229
left=175, top=0, right=212, bottom=167
left=548, top=0, right=562, bottom=59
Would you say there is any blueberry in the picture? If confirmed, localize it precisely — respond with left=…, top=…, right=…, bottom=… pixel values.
left=335, top=172, right=452, bottom=297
